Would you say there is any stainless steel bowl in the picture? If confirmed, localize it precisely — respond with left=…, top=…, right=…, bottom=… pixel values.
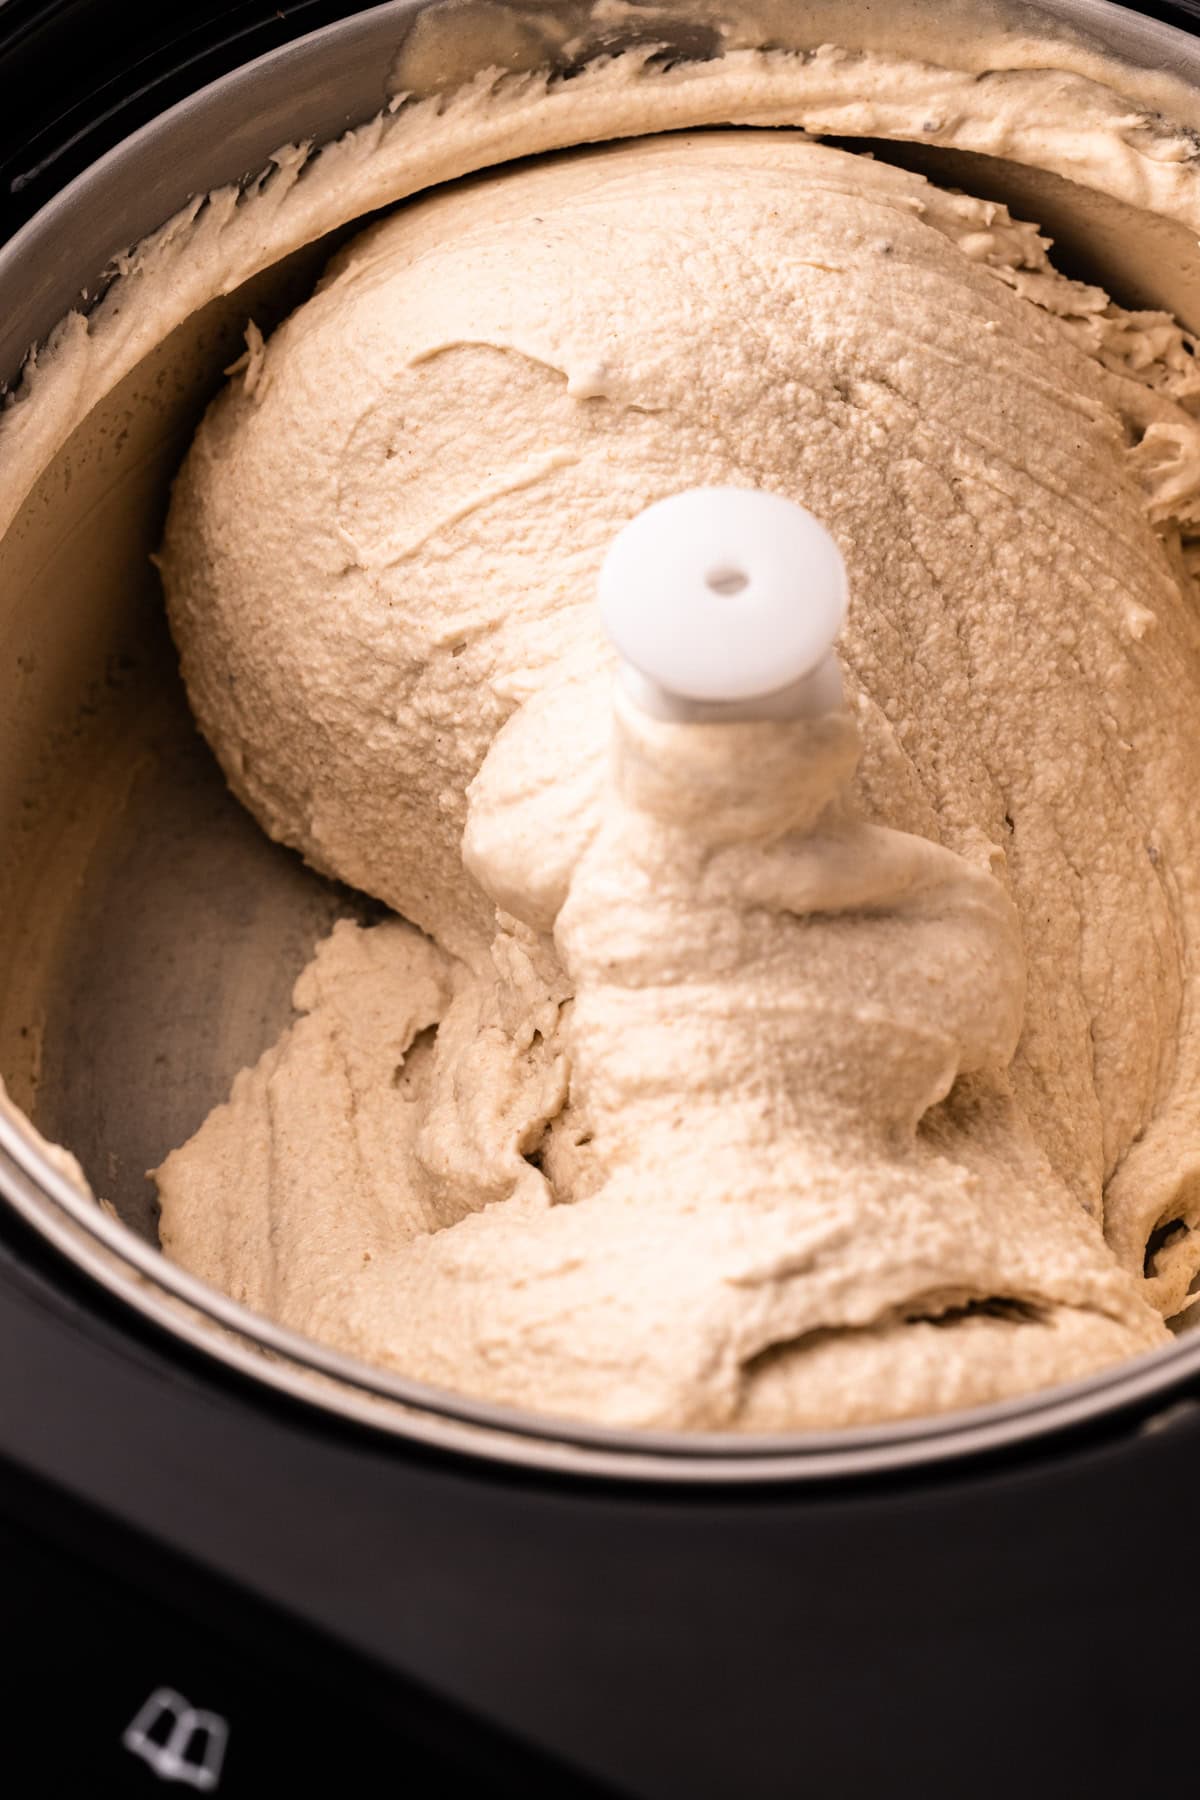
left=5, top=0, right=1200, bottom=1481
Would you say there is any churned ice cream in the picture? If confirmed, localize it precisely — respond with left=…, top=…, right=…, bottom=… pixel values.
left=147, top=123, right=1200, bottom=1430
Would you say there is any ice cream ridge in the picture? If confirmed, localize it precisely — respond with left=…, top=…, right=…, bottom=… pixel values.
left=155, top=130, right=1200, bottom=1430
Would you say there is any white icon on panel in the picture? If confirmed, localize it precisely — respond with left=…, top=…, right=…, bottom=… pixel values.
left=122, top=1686, right=230, bottom=1790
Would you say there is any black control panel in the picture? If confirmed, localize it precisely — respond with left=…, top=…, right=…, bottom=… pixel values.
left=2, top=1454, right=620, bottom=1796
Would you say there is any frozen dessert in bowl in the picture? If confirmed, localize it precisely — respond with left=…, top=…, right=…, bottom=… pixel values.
left=7, top=0, right=1200, bottom=1452
left=149, top=123, right=1200, bottom=1429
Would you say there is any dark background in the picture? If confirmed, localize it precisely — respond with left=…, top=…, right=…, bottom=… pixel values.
left=0, top=1, right=376, bottom=241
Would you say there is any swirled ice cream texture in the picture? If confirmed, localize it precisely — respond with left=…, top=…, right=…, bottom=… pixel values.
left=154, top=130, right=1200, bottom=1428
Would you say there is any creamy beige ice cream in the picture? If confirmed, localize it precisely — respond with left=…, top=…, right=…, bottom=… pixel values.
left=147, top=124, right=1200, bottom=1430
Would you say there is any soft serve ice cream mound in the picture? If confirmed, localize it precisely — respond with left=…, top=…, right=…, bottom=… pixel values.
left=153, top=128, right=1200, bottom=1430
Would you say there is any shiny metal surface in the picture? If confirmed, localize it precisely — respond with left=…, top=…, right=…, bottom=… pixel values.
left=4, top=0, right=1200, bottom=1480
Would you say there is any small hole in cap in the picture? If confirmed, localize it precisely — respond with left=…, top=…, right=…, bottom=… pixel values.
left=706, top=566, right=749, bottom=596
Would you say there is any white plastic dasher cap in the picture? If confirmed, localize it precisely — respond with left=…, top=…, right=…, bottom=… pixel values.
left=598, top=487, right=848, bottom=721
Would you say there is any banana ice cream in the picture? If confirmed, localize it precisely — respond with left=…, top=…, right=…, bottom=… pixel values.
left=148, top=125, right=1200, bottom=1430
